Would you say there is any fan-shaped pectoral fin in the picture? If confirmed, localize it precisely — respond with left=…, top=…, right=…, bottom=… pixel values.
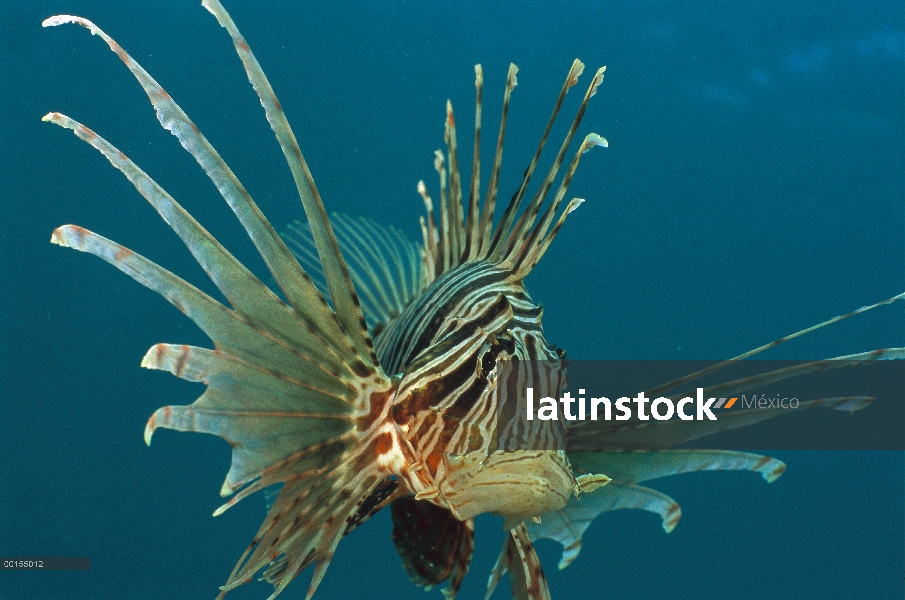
left=526, top=480, right=680, bottom=571
left=528, top=450, right=786, bottom=571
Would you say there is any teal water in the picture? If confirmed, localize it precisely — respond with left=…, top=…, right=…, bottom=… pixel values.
left=1, top=1, right=903, bottom=599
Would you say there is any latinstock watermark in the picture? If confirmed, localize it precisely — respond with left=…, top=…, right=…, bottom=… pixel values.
left=524, top=388, right=799, bottom=421
left=525, top=387, right=737, bottom=421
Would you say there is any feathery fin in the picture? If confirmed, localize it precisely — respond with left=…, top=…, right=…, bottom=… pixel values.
left=282, top=215, right=423, bottom=336
left=200, top=0, right=376, bottom=368
left=488, top=60, right=586, bottom=261
left=477, top=63, right=518, bottom=257
left=45, top=8, right=403, bottom=599
left=444, top=100, right=465, bottom=264
left=464, top=65, right=483, bottom=262
left=504, top=68, right=607, bottom=271
left=41, top=15, right=357, bottom=365
left=42, top=112, right=349, bottom=369
left=529, top=450, right=785, bottom=569
left=417, top=59, right=606, bottom=285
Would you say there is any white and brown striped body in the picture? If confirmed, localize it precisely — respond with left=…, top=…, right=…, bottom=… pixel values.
left=379, top=259, right=577, bottom=527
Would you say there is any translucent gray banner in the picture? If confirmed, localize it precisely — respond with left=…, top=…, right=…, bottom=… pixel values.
left=492, top=358, right=904, bottom=450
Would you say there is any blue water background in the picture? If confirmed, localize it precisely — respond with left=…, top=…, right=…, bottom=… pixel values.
left=2, top=1, right=903, bottom=599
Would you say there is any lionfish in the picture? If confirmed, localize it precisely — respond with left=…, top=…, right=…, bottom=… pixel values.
left=43, top=2, right=903, bottom=599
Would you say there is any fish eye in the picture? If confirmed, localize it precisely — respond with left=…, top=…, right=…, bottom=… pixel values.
left=480, top=350, right=497, bottom=377
left=478, top=330, right=516, bottom=380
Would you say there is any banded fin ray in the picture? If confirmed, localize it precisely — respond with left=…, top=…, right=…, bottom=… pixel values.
left=499, top=74, right=607, bottom=277
left=463, top=65, right=483, bottom=263
left=42, top=112, right=351, bottom=370
left=487, top=60, right=586, bottom=263
left=49, top=226, right=350, bottom=407
left=200, top=0, right=376, bottom=367
left=40, top=15, right=362, bottom=365
left=49, top=192, right=390, bottom=600
left=477, top=64, right=518, bottom=257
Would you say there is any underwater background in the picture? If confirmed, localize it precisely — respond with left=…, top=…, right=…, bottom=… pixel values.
left=1, top=1, right=903, bottom=599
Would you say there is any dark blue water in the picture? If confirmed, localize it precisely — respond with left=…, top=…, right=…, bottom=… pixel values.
left=2, top=1, right=903, bottom=599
